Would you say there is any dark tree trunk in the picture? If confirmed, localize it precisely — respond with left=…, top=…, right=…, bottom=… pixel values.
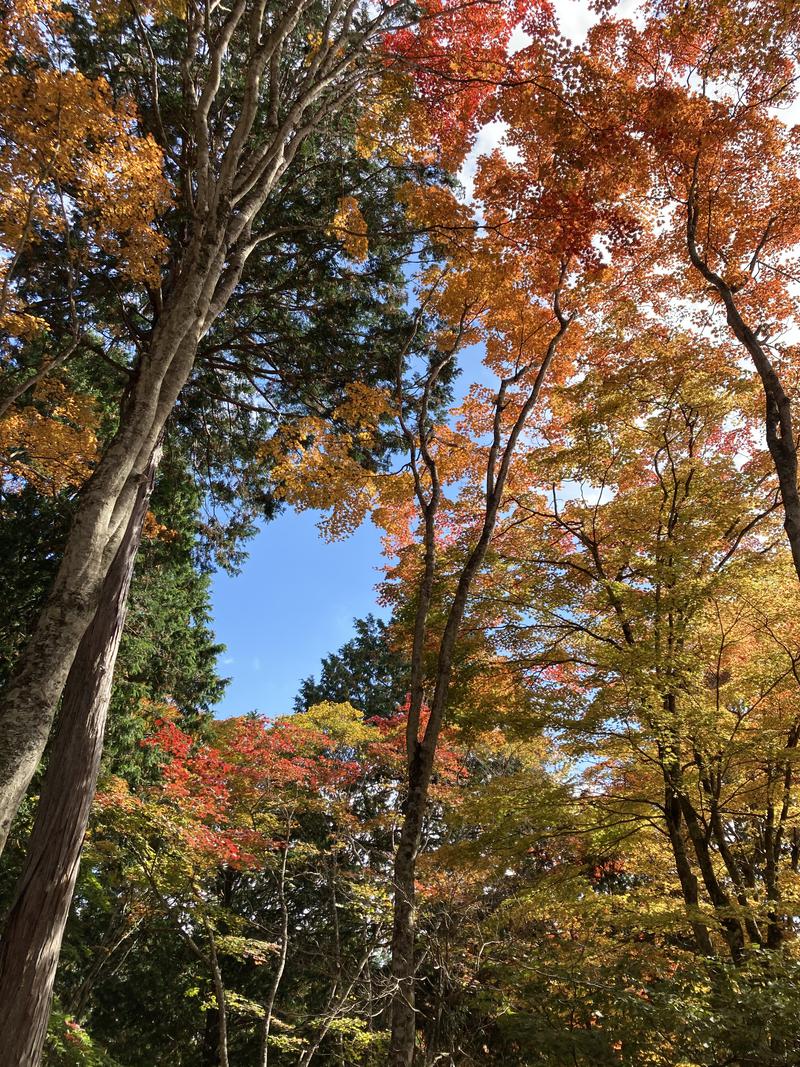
left=201, top=1006, right=222, bottom=1067
left=389, top=763, right=431, bottom=1066
left=696, top=758, right=765, bottom=948
left=663, top=783, right=714, bottom=957
left=686, top=188, right=800, bottom=581
left=387, top=296, right=571, bottom=1067
left=679, top=794, right=745, bottom=962
left=0, top=444, right=159, bottom=1067
left=763, top=797, right=784, bottom=949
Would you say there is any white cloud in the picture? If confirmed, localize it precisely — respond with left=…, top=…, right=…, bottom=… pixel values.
left=553, top=0, right=595, bottom=45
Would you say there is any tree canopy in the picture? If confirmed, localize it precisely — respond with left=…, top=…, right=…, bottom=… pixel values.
left=2, top=0, right=800, bottom=1065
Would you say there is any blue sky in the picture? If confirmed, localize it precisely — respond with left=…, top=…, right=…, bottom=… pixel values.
left=207, top=337, right=502, bottom=719
left=210, top=509, right=386, bottom=717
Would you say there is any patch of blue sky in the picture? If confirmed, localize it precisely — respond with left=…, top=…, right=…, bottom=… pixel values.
left=211, top=508, right=387, bottom=718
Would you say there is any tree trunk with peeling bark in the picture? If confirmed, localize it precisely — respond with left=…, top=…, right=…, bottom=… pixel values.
left=0, top=443, right=160, bottom=1067
left=0, top=288, right=208, bottom=853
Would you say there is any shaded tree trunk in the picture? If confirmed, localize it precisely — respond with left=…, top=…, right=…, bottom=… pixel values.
left=390, top=762, right=431, bottom=1066
left=207, top=930, right=230, bottom=1067
left=0, top=443, right=160, bottom=1067
left=663, top=782, right=714, bottom=957
left=201, top=1006, right=222, bottom=1067
left=0, top=290, right=210, bottom=853
left=679, top=793, right=745, bottom=962
left=259, top=816, right=292, bottom=1067
left=698, top=768, right=765, bottom=948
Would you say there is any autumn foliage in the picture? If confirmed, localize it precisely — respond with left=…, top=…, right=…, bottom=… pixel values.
left=4, top=0, right=800, bottom=1065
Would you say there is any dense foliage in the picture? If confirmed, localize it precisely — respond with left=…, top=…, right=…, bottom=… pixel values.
left=3, top=0, right=800, bottom=1064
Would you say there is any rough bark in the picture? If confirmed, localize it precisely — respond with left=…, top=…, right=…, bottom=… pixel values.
left=0, top=442, right=159, bottom=1067
left=0, top=0, right=396, bottom=854
left=0, top=287, right=208, bottom=853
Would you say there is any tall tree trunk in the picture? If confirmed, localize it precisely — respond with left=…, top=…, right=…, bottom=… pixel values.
left=0, top=279, right=210, bottom=853
left=700, top=780, right=765, bottom=948
left=201, top=1006, right=222, bottom=1067
left=663, top=782, right=714, bottom=957
left=207, top=930, right=231, bottom=1067
left=686, top=183, right=800, bottom=580
left=762, top=795, right=784, bottom=949
left=388, top=297, right=571, bottom=1066
left=259, top=818, right=292, bottom=1067
left=0, top=0, right=395, bottom=855
left=389, top=764, right=430, bottom=1067
left=679, top=794, right=745, bottom=962
left=0, top=443, right=160, bottom=1067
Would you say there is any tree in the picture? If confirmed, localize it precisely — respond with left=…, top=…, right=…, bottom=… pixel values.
left=272, top=122, right=636, bottom=1053
left=0, top=0, right=367, bottom=852
left=87, top=703, right=403, bottom=1064
left=375, top=33, right=656, bottom=1055
left=477, top=319, right=800, bottom=960
left=7, top=1, right=800, bottom=1062
left=0, top=0, right=546, bottom=859
left=578, top=0, right=800, bottom=579
left=294, top=615, right=408, bottom=719
left=0, top=443, right=161, bottom=1064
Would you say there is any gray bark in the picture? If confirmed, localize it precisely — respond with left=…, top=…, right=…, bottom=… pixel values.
left=0, top=0, right=397, bottom=854
left=0, top=282, right=209, bottom=853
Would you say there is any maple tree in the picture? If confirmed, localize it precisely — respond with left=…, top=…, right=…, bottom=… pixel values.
left=570, top=0, right=800, bottom=580
left=0, top=0, right=169, bottom=383
left=83, top=700, right=465, bottom=1065
left=480, top=320, right=796, bottom=954
left=273, top=82, right=645, bottom=1052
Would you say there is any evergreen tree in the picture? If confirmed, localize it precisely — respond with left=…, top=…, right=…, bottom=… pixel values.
left=295, top=615, right=408, bottom=720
